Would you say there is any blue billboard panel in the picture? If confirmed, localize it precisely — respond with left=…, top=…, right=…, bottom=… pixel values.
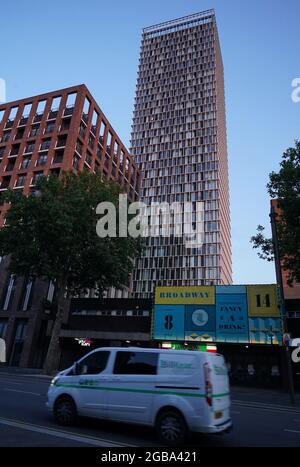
left=185, top=305, right=215, bottom=333
left=216, top=285, right=246, bottom=295
left=216, top=293, right=249, bottom=343
left=153, top=305, right=185, bottom=341
left=249, top=317, right=282, bottom=345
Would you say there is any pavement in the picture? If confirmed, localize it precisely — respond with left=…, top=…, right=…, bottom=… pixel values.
left=0, top=366, right=300, bottom=447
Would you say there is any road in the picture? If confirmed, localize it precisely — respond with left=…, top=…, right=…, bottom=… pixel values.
left=0, top=372, right=299, bottom=447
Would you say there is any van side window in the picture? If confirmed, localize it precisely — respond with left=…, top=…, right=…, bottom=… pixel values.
left=77, top=351, right=109, bottom=375
left=113, top=352, right=158, bottom=375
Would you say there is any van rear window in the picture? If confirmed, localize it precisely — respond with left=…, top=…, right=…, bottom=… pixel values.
left=113, top=352, right=158, bottom=375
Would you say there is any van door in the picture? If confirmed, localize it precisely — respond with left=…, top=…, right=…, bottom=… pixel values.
left=106, top=351, right=158, bottom=424
left=205, top=354, right=230, bottom=424
left=74, top=350, right=111, bottom=418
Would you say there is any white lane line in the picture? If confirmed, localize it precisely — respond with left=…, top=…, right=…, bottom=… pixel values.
left=284, top=429, right=300, bottom=434
left=3, top=388, right=41, bottom=396
left=0, top=417, right=136, bottom=447
left=0, top=381, right=22, bottom=385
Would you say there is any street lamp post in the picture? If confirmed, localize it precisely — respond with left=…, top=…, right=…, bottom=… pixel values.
left=270, top=205, right=295, bottom=405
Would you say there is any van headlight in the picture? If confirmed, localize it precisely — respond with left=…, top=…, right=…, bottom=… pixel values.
left=51, top=377, right=59, bottom=386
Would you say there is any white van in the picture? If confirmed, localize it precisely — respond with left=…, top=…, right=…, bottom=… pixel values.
left=47, top=347, right=232, bottom=445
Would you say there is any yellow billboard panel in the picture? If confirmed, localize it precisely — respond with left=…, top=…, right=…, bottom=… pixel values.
left=155, top=286, right=215, bottom=305
left=247, top=285, right=279, bottom=317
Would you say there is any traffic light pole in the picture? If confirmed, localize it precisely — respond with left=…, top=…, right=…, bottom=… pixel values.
left=270, top=205, right=295, bottom=405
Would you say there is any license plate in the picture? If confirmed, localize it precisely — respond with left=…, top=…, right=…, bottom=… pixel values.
left=215, top=411, right=223, bottom=419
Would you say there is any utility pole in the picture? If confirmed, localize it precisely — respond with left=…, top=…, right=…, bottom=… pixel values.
left=270, top=204, right=295, bottom=405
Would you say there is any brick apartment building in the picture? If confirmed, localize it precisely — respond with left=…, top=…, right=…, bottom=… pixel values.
left=0, top=84, right=140, bottom=367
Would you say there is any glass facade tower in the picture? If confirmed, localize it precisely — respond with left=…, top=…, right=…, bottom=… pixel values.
left=130, top=10, right=232, bottom=297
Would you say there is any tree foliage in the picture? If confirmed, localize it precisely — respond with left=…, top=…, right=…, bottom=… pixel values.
left=251, top=140, right=300, bottom=285
left=0, top=171, right=143, bottom=372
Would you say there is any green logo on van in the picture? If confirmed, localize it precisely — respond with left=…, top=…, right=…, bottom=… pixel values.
left=160, top=360, right=194, bottom=370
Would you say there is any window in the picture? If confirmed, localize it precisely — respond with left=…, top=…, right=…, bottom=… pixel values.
left=40, top=139, right=51, bottom=151
left=1, top=275, right=15, bottom=311
left=0, top=319, right=7, bottom=338
left=64, top=93, right=77, bottom=116
left=49, top=96, right=61, bottom=119
left=45, top=122, right=55, bottom=134
left=21, top=157, right=31, bottom=169
left=106, top=132, right=112, bottom=153
left=0, top=176, right=11, bottom=189
left=30, top=125, right=40, bottom=137
left=56, top=135, right=67, bottom=147
left=2, top=131, right=11, bottom=142
left=10, top=144, right=20, bottom=156
left=53, top=149, right=64, bottom=164
left=15, top=128, right=25, bottom=140
left=5, top=158, right=16, bottom=172
left=77, top=351, right=109, bottom=375
left=113, top=351, right=158, bottom=375
left=76, top=140, right=82, bottom=155
left=31, top=171, right=44, bottom=185
left=15, top=174, right=26, bottom=187
left=37, top=153, right=48, bottom=166
left=91, top=109, right=98, bottom=134
left=73, top=154, right=80, bottom=169
left=19, top=280, right=34, bottom=311
left=82, top=97, right=90, bottom=123
left=79, top=122, right=85, bottom=138
left=25, top=142, right=35, bottom=153
left=60, top=118, right=71, bottom=131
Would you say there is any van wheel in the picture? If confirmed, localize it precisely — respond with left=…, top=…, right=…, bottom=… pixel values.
left=156, top=410, right=187, bottom=446
left=54, top=396, right=77, bottom=426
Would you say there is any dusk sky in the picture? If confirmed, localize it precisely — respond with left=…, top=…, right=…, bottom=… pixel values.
left=1, top=0, right=299, bottom=285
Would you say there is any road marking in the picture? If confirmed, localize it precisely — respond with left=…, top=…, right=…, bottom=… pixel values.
left=0, top=381, right=22, bottom=385
left=3, top=388, right=41, bottom=396
left=232, top=400, right=300, bottom=414
left=284, top=429, right=300, bottom=434
left=0, top=417, right=137, bottom=447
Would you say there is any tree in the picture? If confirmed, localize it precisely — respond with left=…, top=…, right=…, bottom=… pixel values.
left=251, top=140, right=300, bottom=285
left=0, top=171, right=143, bottom=374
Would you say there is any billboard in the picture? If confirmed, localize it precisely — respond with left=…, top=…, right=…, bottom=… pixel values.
left=153, top=285, right=282, bottom=345
left=185, top=304, right=216, bottom=342
left=155, top=286, right=215, bottom=305
left=153, top=305, right=185, bottom=341
left=247, top=285, right=279, bottom=317
left=216, top=289, right=249, bottom=343
left=249, top=317, right=283, bottom=345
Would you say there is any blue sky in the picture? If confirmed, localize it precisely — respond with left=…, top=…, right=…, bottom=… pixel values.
left=1, top=0, right=299, bottom=284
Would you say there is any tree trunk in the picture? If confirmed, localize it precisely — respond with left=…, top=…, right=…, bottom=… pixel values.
left=43, top=284, right=66, bottom=375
